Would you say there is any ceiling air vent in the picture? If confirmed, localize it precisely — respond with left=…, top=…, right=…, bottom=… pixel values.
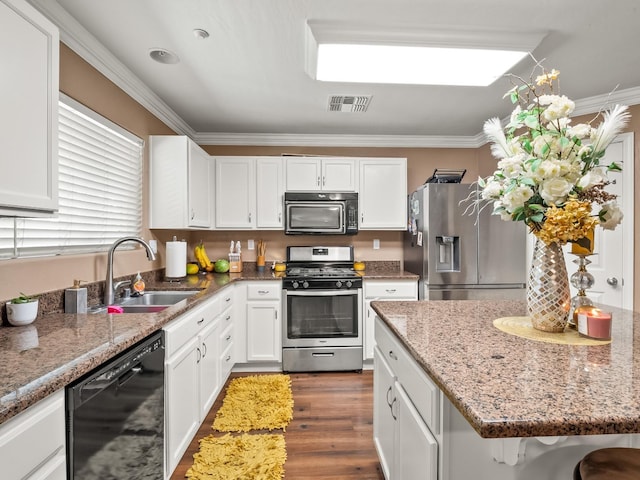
left=328, top=95, right=372, bottom=112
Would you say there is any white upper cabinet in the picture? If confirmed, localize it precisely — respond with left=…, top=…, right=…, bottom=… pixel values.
left=359, top=158, right=407, bottom=230
left=256, top=157, right=284, bottom=229
left=285, top=157, right=357, bottom=191
left=0, top=0, right=59, bottom=216
left=149, top=135, right=212, bottom=229
left=215, top=157, right=256, bottom=229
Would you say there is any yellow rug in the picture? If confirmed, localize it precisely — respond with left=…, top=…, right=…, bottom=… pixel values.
left=185, top=433, right=286, bottom=480
left=494, top=316, right=611, bottom=345
left=212, top=374, right=294, bottom=432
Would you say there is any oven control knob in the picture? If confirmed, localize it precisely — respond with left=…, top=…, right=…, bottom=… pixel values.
left=302, top=281, right=309, bottom=289
left=336, top=280, right=343, bottom=288
left=292, top=281, right=299, bottom=289
left=346, top=280, right=353, bottom=288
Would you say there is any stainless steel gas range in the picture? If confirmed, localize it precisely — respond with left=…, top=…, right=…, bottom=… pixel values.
left=282, top=246, right=363, bottom=372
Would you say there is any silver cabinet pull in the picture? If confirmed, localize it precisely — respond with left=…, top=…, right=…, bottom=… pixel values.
left=388, top=350, right=398, bottom=361
left=607, top=277, right=619, bottom=286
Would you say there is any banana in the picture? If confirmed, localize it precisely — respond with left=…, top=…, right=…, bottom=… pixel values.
left=194, top=241, right=213, bottom=271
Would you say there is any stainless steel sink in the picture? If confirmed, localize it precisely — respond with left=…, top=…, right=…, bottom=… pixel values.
left=117, top=290, right=200, bottom=307
left=89, top=290, right=200, bottom=314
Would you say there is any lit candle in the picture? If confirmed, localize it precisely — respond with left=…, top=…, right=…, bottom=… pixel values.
left=577, top=308, right=612, bottom=340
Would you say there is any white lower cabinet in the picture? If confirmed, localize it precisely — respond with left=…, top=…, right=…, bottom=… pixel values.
left=164, top=289, right=235, bottom=477
left=0, top=390, right=66, bottom=480
left=245, top=281, right=282, bottom=362
left=364, top=279, right=417, bottom=360
left=374, top=317, right=439, bottom=480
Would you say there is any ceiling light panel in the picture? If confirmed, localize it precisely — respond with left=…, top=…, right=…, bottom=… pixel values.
left=305, top=21, right=546, bottom=86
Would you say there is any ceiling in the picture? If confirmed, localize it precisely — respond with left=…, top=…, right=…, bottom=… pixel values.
left=33, top=0, right=640, bottom=146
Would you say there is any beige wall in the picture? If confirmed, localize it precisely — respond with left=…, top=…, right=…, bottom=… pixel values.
left=1, top=44, right=639, bottom=310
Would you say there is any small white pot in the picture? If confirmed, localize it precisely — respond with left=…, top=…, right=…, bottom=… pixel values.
left=6, top=300, right=39, bottom=326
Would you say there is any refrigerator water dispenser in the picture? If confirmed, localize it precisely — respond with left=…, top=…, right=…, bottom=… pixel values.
left=435, top=236, right=460, bottom=272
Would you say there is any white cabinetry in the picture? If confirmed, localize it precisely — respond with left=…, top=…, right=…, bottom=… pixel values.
left=215, top=157, right=256, bottom=229
left=245, top=281, right=282, bottom=362
left=0, top=390, right=66, bottom=480
left=359, top=158, right=407, bottom=230
left=217, top=289, right=236, bottom=379
left=164, top=294, right=223, bottom=476
left=374, top=317, right=439, bottom=480
left=150, top=135, right=212, bottom=229
left=0, top=0, right=59, bottom=216
left=256, top=157, right=284, bottom=229
left=285, top=157, right=357, bottom=191
left=364, top=279, right=417, bottom=360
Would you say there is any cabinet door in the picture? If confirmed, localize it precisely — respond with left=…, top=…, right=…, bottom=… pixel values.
left=373, top=346, right=396, bottom=480
left=215, top=157, right=256, bottom=228
left=256, top=157, right=284, bottom=228
left=188, top=141, right=211, bottom=227
left=359, top=158, right=407, bottom=229
left=396, top=383, right=438, bottom=480
left=322, top=158, right=357, bottom=191
left=285, top=157, right=321, bottom=191
left=165, top=337, right=200, bottom=475
left=199, top=321, right=220, bottom=419
left=246, top=302, right=281, bottom=361
left=364, top=300, right=376, bottom=360
left=0, top=0, right=58, bottom=215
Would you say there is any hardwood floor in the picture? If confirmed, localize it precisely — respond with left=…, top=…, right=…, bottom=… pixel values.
left=170, top=370, right=385, bottom=480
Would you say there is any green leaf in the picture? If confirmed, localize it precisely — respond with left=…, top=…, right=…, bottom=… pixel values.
left=529, top=213, right=544, bottom=223
left=607, top=162, right=622, bottom=172
left=520, top=177, right=536, bottom=187
left=528, top=203, right=545, bottom=212
left=524, top=115, right=539, bottom=129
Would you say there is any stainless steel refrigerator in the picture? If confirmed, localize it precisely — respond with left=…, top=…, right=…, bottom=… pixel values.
left=404, top=183, right=526, bottom=300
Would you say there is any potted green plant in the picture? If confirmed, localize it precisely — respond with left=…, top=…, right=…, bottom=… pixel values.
left=6, top=292, right=39, bottom=326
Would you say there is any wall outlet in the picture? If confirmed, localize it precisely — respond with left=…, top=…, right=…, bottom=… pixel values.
left=247, top=239, right=255, bottom=250
left=373, top=239, right=380, bottom=250
left=148, top=239, right=158, bottom=254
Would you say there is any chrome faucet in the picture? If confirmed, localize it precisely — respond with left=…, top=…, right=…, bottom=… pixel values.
left=104, top=237, right=156, bottom=306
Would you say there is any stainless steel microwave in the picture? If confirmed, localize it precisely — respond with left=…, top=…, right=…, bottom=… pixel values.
left=284, top=192, right=358, bottom=235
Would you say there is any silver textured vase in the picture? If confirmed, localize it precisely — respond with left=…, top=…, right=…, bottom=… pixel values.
left=527, top=238, right=571, bottom=332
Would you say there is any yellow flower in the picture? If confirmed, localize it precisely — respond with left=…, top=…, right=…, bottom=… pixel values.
left=536, top=69, right=560, bottom=86
left=533, top=199, right=598, bottom=245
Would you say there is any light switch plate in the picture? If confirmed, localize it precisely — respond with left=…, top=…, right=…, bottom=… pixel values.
left=373, top=239, right=380, bottom=250
left=248, top=239, right=255, bottom=250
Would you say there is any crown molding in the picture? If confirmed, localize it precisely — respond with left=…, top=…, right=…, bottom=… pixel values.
left=573, top=86, right=640, bottom=117
left=29, top=1, right=640, bottom=149
left=192, top=132, right=485, bottom=148
left=29, top=0, right=195, bottom=138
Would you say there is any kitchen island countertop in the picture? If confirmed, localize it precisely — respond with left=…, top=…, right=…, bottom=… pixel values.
left=371, top=299, right=640, bottom=438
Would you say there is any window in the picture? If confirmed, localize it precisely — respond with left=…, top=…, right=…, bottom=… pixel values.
left=0, top=94, right=143, bottom=259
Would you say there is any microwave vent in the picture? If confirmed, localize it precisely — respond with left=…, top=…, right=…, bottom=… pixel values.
left=328, top=95, right=372, bottom=112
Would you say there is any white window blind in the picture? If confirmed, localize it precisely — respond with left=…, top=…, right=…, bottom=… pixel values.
left=0, top=94, right=143, bottom=258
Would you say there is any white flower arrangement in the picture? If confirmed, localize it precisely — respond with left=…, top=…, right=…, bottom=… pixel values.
left=479, top=64, right=630, bottom=246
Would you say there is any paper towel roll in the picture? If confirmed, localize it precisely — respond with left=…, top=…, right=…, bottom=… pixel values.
left=166, top=240, right=187, bottom=278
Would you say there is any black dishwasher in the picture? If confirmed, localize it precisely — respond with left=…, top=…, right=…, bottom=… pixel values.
left=66, top=331, right=165, bottom=480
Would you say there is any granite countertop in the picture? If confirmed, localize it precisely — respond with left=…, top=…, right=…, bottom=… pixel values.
left=0, top=263, right=415, bottom=426
left=371, top=299, right=640, bottom=439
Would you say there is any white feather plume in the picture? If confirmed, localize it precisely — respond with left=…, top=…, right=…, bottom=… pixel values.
left=483, top=117, right=510, bottom=159
left=591, top=104, right=630, bottom=155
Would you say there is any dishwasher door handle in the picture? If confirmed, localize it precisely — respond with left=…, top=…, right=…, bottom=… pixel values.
left=117, top=366, right=143, bottom=389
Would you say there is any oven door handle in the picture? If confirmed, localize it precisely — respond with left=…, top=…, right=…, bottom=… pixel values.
left=284, top=289, right=358, bottom=297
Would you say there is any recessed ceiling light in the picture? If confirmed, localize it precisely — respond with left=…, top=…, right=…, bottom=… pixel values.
left=193, top=28, right=210, bottom=40
left=149, top=48, right=180, bottom=65
left=305, top=21, right=546, bottom=87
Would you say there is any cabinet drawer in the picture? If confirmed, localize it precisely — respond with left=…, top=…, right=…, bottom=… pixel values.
left=246, top=282, right=281, bottom=300
left=365, top=280, right=417, bottom=299
left=164, top=300, right=217, bottom=357
left=0, top=390, right=65, bottom=480
left=375, top=317, right=439, bottom=434
left=220, top=342, right=234, bottom=378
left=219, top=304, right=233, bottom=330
left=219, top=322, right=233, bottom=352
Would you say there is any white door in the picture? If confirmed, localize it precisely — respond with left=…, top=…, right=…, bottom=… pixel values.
left=563, top=133, right=634, bottom=310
